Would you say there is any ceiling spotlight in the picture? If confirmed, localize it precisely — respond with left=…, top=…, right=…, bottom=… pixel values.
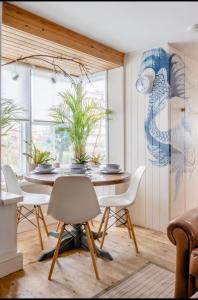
left=187, top=24, right=198, bottom=32
left=51, top=58, right=57, bottom=84
left=11, top=64, right=19, bottom=80
left=11, top=71, right=19, bottom=81
left=51, top=76, right=56, bottom=84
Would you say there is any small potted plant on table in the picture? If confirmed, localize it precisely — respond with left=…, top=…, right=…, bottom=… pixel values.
left=71, top=153, right=90, bottom=174
left=23, top=141, right=55, bottom=171
left=90, top=153, right=103, bottom=169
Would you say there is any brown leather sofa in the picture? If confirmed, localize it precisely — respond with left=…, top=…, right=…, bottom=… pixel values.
left=167, top=207, right=198, bottom=298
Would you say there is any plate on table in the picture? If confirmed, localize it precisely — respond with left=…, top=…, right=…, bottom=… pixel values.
left=33, top=168, right=56, bottom=174
left=100, top=169, right=123, bottom=174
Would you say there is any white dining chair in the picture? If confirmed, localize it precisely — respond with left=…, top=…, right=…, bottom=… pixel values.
left=47, top=175, right=101, bottom=280
left=2, top=165, right=49, bottom=250
left=97, top=166, right=146, bottom=253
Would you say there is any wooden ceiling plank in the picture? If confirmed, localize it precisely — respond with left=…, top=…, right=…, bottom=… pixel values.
left=2, top=53, right=82, bottom=77
left=3, top=2, right=124, bottom=66
left=2, top=25, right=115, bottom=67
left=2, top=45, right=100, bottom=76
left=2, top=40, right=95, bottom=70
left=3, top=12, right=122, bottom=67
left=2, top=54, right=98, bottom=76
left=2, top=52, right=100, bottom=76
left=2, top=25, right=115, bottom=70
left=2, top=43, right=95, bottom=73
left=2, top=32, right=108, bottom=71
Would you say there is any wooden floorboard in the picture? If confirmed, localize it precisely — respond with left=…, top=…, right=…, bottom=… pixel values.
left=0, top=221, right=176, bottom=298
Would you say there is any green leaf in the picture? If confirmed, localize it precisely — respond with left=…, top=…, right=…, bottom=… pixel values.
left=23, top=140, right=55, bottom=164
left=0, top=98, right=24, bottom=136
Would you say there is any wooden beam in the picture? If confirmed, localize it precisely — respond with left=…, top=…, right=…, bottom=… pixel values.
left=2, top=25, right=114, bottom=70
left=2, top=2, right=124, bottom=67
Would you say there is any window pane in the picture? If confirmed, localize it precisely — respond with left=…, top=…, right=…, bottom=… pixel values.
left=32, top=123, right=72, bottom=165
left=1, top=62, right=31, bottom=120
left=54, top=126, right=72, bottom=164
left=32, top=68, right=71, bottom=121
left=1, top=121, right=28, bottom=173
left=32, top=123, right=55, bottom=154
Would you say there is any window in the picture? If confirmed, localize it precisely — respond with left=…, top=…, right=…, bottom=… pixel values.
left=1, top=122, right=28, bottom=172
left=31, top=68, right=73, bottom=164
left=1, top=63, right=31, bottom=173
left=1, top=62, right=107, bottom=173
left=31, top=68, right=71, bottom=122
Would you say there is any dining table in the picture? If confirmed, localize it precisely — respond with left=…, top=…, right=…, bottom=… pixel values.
left=25, top=169, right=131, bottom=262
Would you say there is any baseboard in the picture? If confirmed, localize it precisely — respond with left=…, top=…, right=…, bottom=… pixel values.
left=0, top=252, right=23, bottom=278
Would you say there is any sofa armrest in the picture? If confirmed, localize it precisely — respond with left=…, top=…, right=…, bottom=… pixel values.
left=167, top=207, right=198, bottom=298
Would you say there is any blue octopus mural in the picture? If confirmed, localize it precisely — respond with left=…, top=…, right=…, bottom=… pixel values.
left=137, top=48, right=195, bottom=198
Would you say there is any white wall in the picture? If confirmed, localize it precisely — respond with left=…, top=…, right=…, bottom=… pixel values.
left=169, top=45, right=198, bottom=219
left=124, top=48, right=170, bottom=232
left=107, top=67, right=124, bottom=169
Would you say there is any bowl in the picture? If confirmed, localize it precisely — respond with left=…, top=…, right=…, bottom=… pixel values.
left=102, top=164, right=120, bottom=170
left=71, top=162, right=87, bottom=169
left=37, top=163, right=53, bottom=170
left=70, top=167, right=86, bottom=174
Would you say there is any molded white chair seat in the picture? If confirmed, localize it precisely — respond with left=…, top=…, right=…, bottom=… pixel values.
left=99, top=194, right=132, bottom=208
left=20, top=192, right=49, bottom=206
left=97, top=166, right=146, bottom=253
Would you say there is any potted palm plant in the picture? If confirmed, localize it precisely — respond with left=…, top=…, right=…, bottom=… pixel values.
left=49, top=81, right=111, bottom=173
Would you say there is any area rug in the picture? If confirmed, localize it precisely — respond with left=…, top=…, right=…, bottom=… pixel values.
left=94, top=263, right=175, bottom=298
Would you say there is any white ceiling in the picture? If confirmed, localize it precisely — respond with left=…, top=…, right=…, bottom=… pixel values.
left=9, top=1, right=198, bottom=54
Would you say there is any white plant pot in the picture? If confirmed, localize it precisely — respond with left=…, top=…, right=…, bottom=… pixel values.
left=70, top=162, right=87, bottom=174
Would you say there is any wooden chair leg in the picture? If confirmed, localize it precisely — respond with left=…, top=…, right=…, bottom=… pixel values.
left=48, top=223, right=65, bottom=280
left=84, top=223, right=99, bottom=280
left=56, top=221, right=61, bottom=232
left=34, top=205, right=44, bottom=250
left=87, top=222, right=98, bottom=256
left=90, top=219, right=94, bottom=227
left=97, top=207, right=108, bottom=239
left=125, top=209, right=132, bottom=239
left=17, top=206, right=22, bottom=226
left=39, top=206, right=49, bottom=236
left=126, top=209, right=139, bottom=253
left=100, top=207, right=110, bottom=249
